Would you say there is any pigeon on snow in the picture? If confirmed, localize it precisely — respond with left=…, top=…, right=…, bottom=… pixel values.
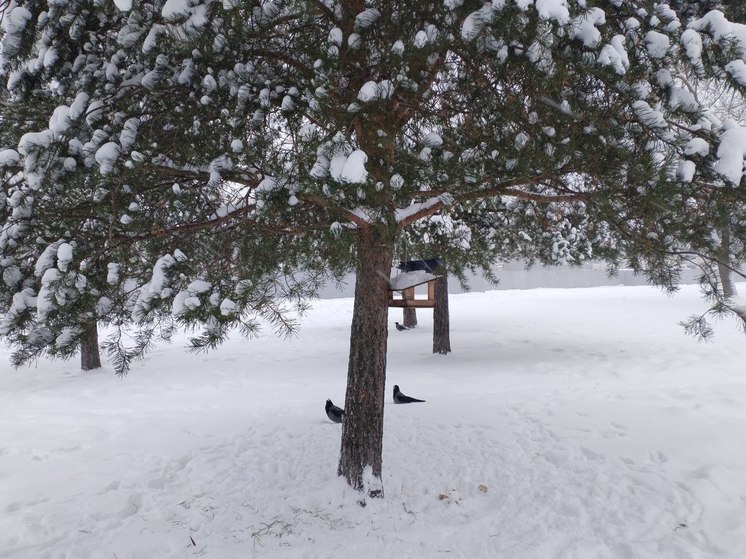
left=325, top=399, right=344, bottom=423
left=393, top=385, right=425, bottom=404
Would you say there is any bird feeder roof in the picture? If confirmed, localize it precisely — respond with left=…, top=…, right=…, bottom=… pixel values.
left=388, top=270, right=439, bottom=291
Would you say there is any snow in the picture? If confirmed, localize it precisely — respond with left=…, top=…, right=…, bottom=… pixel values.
left=107, top=263, right=120, bottom=285
left=85, top=100, right=105, bottom=125
left=119, top=118, right=140, bottom=151
left=188, top=279, right=212, bottom=294
left=678, top=159, right=696, bottom=182
left=36, top=268, right=61, bottom=320
left=645, top=31, right=670, bottom=59
left=597, top=35, right=629, bottom=75
left=162, top=0, right=191, bottom=19
left=680, top=29, right=703, bottom=63
left=17, top=130, right=54, bottom=156
left=0, top=149, right=20, bottom=167
left=570, top=8, right=605, bottom=49
left=357, top=81, right=379, bottom=102
left=355, top=8, right=381, bottom=29
left=35, top=243, right=61, bottom=277
left=725, top=59, right=746, bottom=86
left=422, top=132, right=443, bottom=147
left=328, top=27, right=343, bottom=46
left=388, top=270, right=438, bottom=290
left=95, top=142, right=121, bottom=174
left=347, top=33, right=362, bottom=49
left=49, top=106, right=73, bottom=136
left=69, top=93, right=89, bottom=120
left=340, top=150, right=368, bottom=183
left=55, top=327, right=79, bottom=350
left=535, top=0, right=569, bottom=25
left=414, top=30, right=428, bottom=48
left=149, top=256, right=175, bottom=295
left=395, top=195, right=445, bottom=223
left=356, top=80, right=393, bottom=103
left=56, top=243, right=73, bottom=272
left=461, top=7, right=492, bottom=41
left=171, top=290, right=191, bottom=316
left=1, top=284, right=746, bottom=558
left=689, top=10, right=746, bottom=58
left=281, top=95, right=294, bottom=111
left=1, top=6, right=32, bottom=61
left=96, top=297, right=113, bottom=316
left=633, top=100, right=667, bottom=129
left=113, top=0, right=133, bottom=11
left=219, top=298, right=239, bottom=316
left=684, top=137, right=709, bottom=157
left=715, top=125, right=746, bottom=185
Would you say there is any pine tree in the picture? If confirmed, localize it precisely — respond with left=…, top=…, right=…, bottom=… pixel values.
left=0, top=0, right=342, bottom=371
left=2, top=1, right=745, bottom=496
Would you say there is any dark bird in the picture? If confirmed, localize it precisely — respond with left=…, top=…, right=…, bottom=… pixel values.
left=325, top=399, right=344, bottom=423
left=395, top=322, right=410, bottom=331
left=393, top=385, right=425, bottom=404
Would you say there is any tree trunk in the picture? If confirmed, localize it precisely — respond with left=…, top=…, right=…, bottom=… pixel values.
left=432, top=272, right=451, bottom=355
left=403, top=307, right=417, bottom=328
left=338, top=227, right=393, bottom=497
left=80, top=320, right=102, bottom=371
left=718, top=228, right=738, bottom=299
left=718, top=261, right=738, bottom=299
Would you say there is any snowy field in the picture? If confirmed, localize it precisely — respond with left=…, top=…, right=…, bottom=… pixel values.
left=1, top=284, right=745, bottom=559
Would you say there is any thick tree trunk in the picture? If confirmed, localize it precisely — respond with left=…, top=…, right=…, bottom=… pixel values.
left=80, top=320, right=102, bottom=371
left=403, top=307, right=417, bottom=328
left=338, top=227, right=393, bottom=496
left=432, top=272, right=451, bottom=355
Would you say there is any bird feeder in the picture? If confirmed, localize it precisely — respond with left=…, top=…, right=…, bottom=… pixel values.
left=387, top=259, right=442, bottom=309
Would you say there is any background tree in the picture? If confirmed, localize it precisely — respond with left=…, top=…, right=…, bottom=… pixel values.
left=2, top=0, right=745, bottom=498
left=0, top=0, right=344, bottom=372
left=402, top=307, right=417, bottom=329
left=432, top=269, right=451, bottom=355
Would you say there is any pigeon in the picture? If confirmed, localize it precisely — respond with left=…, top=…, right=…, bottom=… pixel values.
left=325, top=399, right=344, bottom=423
left=395, top=322, right=409, bottom=331
left=393, top=385, right=425, bottom=404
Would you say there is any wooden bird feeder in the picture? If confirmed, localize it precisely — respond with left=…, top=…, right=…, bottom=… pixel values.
left=387, top=259, right=442, bottom=309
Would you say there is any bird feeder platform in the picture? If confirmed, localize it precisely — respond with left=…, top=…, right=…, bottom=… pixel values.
left=388, top=271, right=439, bottom=308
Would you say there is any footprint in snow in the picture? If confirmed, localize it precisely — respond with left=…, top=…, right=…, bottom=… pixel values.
left=650, top=450, right=669, bottom=464
left=580, top=446, right=603, bottom=461
left=100, top=480, right=120, bottom=494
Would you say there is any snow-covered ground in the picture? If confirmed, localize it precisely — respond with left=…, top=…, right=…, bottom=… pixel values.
left=1, top=284, right=745, bottom=559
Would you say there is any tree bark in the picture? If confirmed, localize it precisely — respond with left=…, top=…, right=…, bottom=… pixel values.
left=432, top=272, right=451, bottom=355
left=403, top=307, right=418, bottom=328
left=718, top=228, right=738, bottom=299
left=718, top=261, right=738, bottom=299
left=80, top=320, right=102, bottom=371
left=338, top=227, right=393, bottom=497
